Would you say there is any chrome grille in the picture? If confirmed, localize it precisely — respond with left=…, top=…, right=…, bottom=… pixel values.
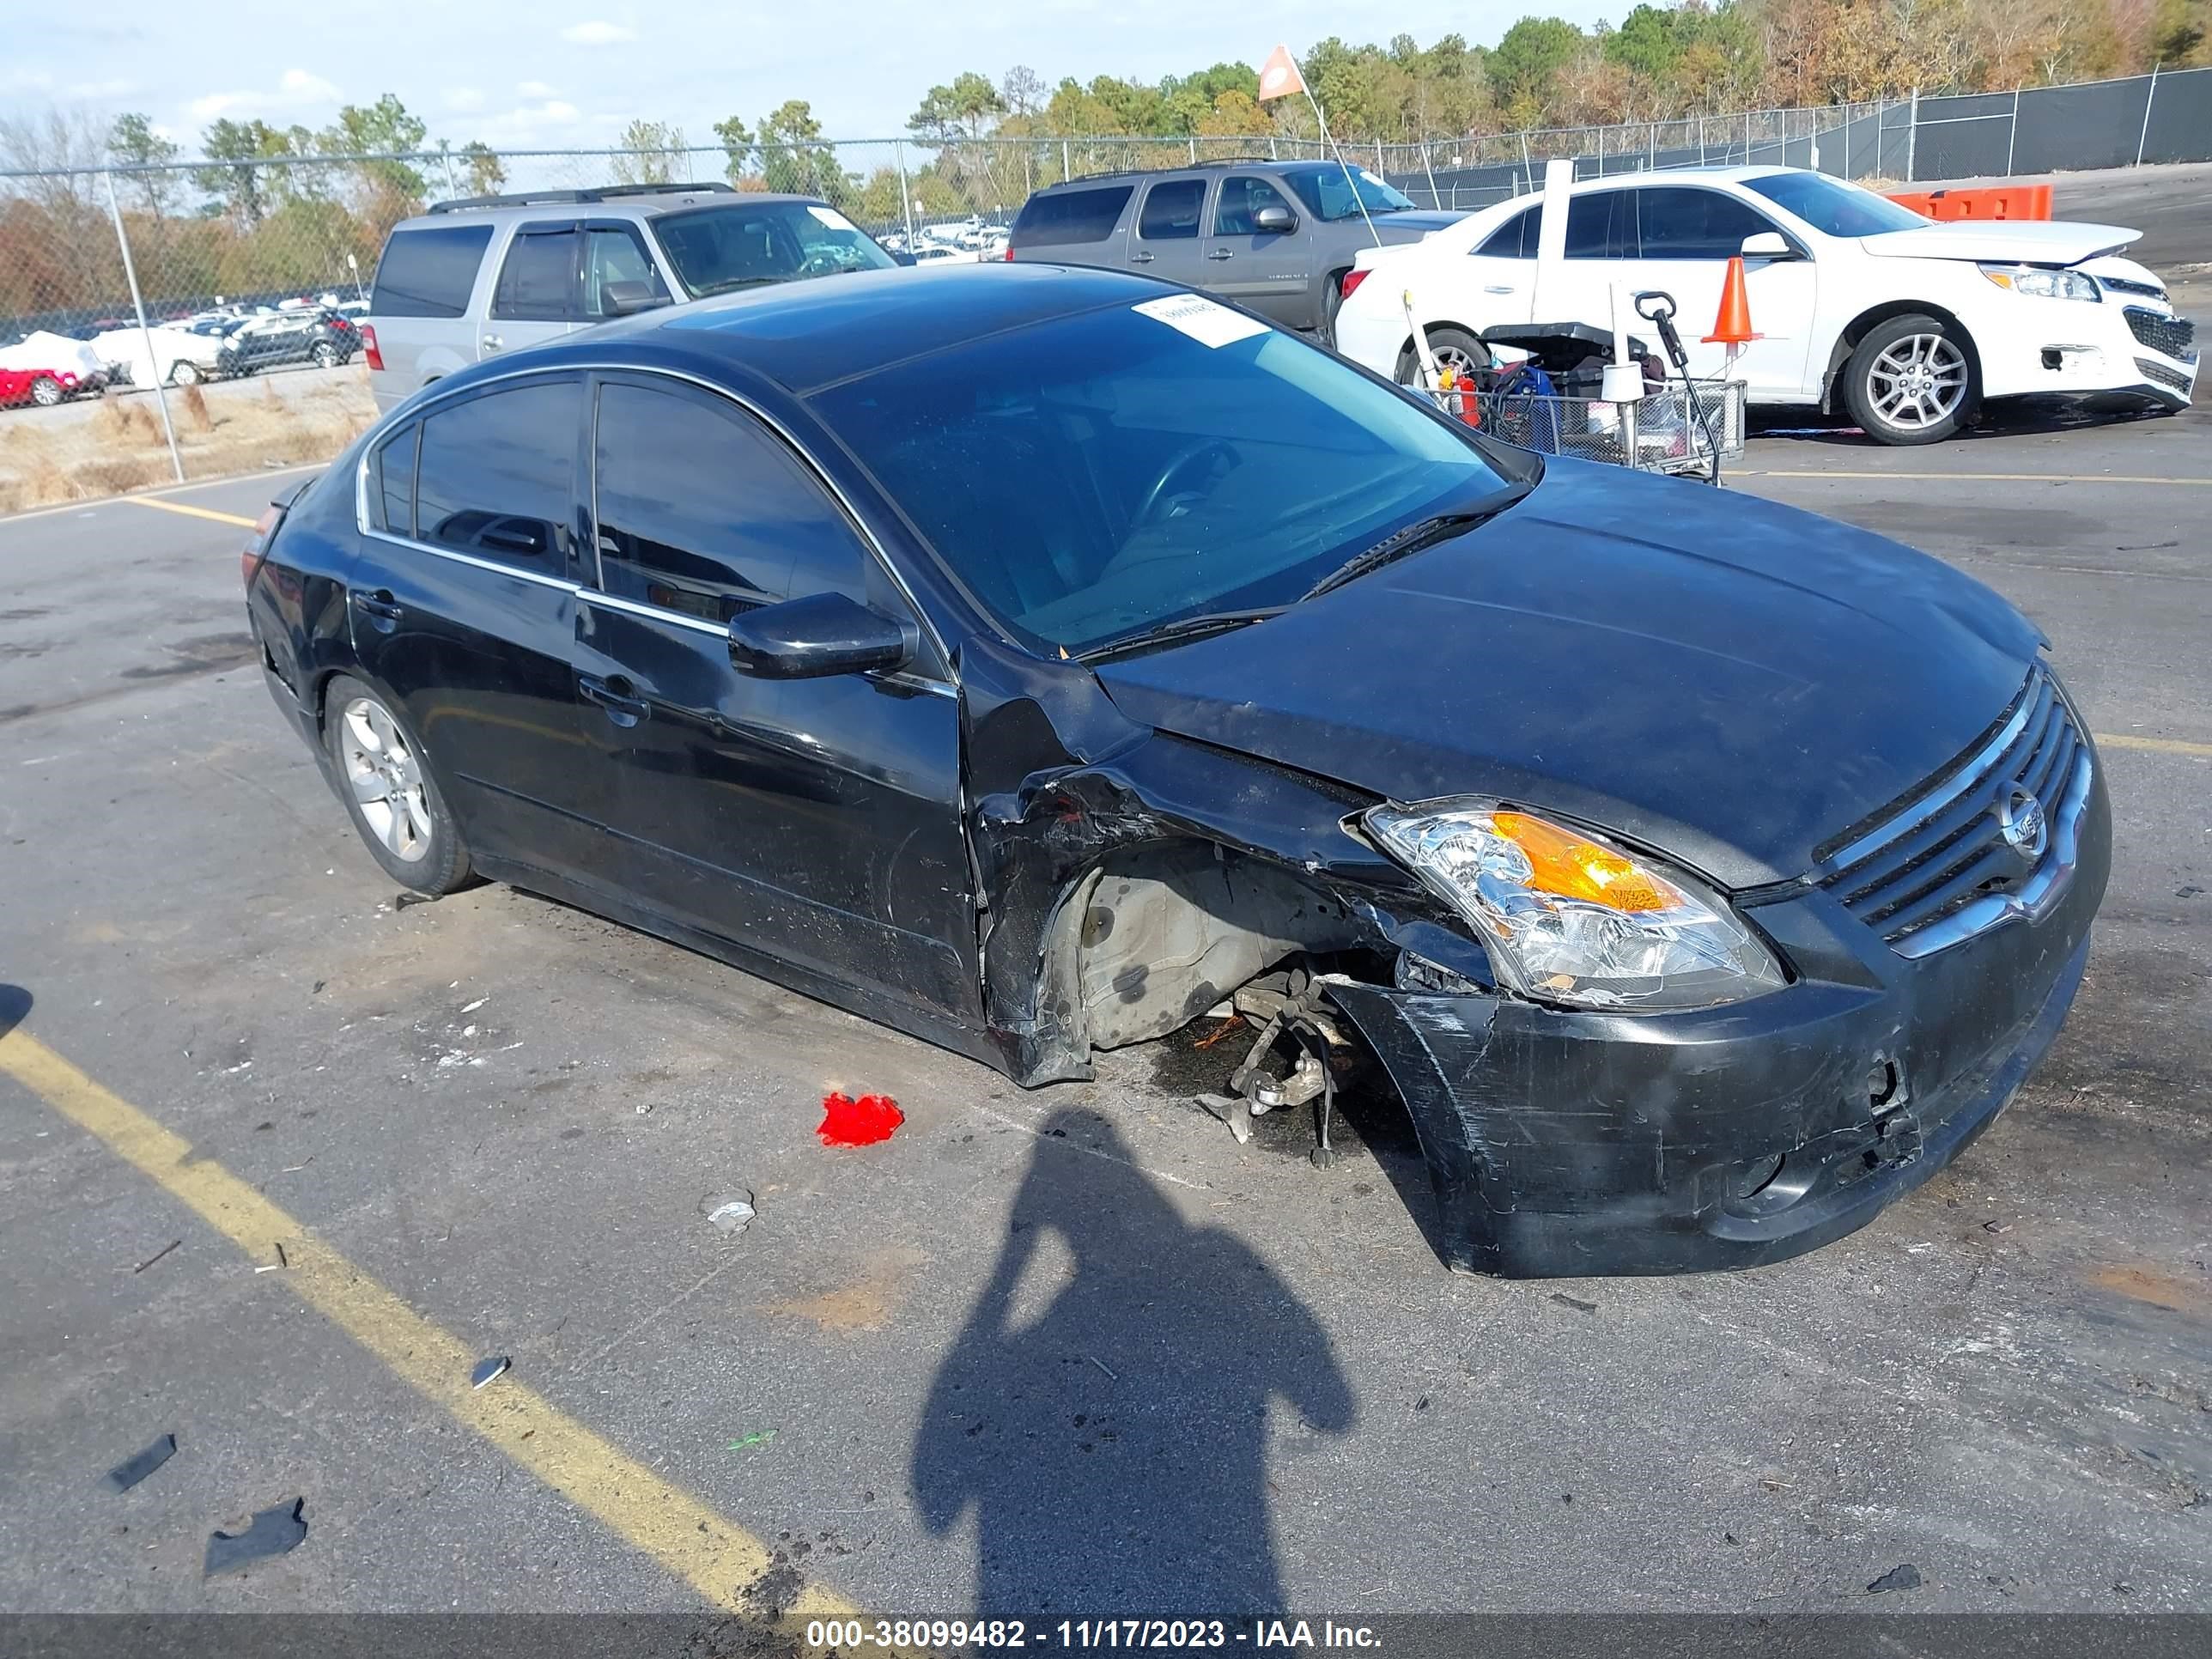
left=2124, top=307, right=2196, bottom=360
left=1816, top=669, right=2093, bottom=957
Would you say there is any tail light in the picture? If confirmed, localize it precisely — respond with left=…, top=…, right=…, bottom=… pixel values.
left=1339, top=268, right=1370, bottom=299
left=241, top=503, right=283, bottom=586
left=360, top=324, right=384, bottom=371
left=1002, top=244, right=1015, bottom=261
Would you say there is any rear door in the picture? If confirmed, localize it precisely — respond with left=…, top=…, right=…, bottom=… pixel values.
left=1462, top=202, right=1538, bottom=324
left=572, top=373, right=977, bottom=1020
left=1206, top=174, right=1310, bottom=325
left=349, top=373, right=600, bottom=874
left=1127, top=175, right=1211, bottom=291
left=481, top=220, right=583, bottom=362
left=1631, top=185, right=1817, bottom=397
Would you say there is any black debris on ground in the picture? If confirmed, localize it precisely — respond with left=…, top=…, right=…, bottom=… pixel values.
left=104, top=1433, right=176, bottom=1492
left=1868, top=1563, right=1923, bottom=1595
left=204, top=1498, right=307, bottom=1577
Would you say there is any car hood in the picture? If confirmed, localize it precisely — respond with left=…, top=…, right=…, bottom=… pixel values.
left=1091, top=460, right=2043, bottom=889
left=1857, top=219, right=2139, bottom=265
left=1370, top=210, right=1468, bottom=241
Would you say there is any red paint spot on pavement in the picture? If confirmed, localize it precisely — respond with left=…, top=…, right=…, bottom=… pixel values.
left=818, top=1091, right=903, bottom=1146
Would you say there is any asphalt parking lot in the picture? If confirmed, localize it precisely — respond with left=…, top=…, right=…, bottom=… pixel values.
left=3, top=178, right=2209, bottom=1632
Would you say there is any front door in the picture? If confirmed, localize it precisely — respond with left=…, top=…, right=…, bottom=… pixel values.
left=1628, top=186, right=1818, bottom=398
left=1206, top=174, right=1312, bottom=327
left=1127, top=176, right=1212, bottom=291
left=349, top=373, right=600, bottom=874
left=479, top=220, right=583, bottom=363
left=572, top=373, right=978, bottom=1022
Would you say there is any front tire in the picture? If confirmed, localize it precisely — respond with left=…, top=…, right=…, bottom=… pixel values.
left=310, top=341, right=339, bottom=369
left=29, top=375, right=64, bottom=407
left=324, top=676, right=475, bottom=896
left=1844, top=313, right=1975, bottom=445
left=167, top=359, right=202, bottom=386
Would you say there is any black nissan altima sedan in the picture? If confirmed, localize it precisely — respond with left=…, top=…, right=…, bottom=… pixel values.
left=244, top=262, right=2109, bottom=1278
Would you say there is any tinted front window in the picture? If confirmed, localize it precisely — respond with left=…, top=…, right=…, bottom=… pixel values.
left=1741, top=171, right=1928, bottom=237
left=814, top=300, right=1512, bottom=658
left=651, top=203, right=895, bottom=299
left=371, top=224, right=494, bottom=318
left=1214, top=176, right=1293, bottom=236
left=415, top=379, right=580, bottom=570
left=1564, top=192, right=1628, bottom=258
left=1011, top=185, right=1134, bottom=247
left=1280, top=164, right=1415, bottom=222
left=1139, top=179, right=1206, bottom=240
left=582, top=227, right=668, bottom=319
left=593, top=380, right=868, bottom=621
left=493, top=228, right=579, bottom=320
left=1474, top=205, right=1535, bottom=258
left=1636, top=188, right=1778, bottom=258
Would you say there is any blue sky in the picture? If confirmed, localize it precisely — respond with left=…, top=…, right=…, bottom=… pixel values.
left=7, top=3, right=1616, bottom=155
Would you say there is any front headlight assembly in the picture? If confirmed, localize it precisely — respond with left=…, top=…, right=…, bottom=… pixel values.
left=1979, top=264, right=2100, bottom=302
left=1360, top=799, right=1786, bottom=1012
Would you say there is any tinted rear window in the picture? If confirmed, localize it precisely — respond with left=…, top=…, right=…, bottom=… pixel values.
left=1012, top=185, right=1133, bottom=247
left=1474, top=205, right=1535, bottom=258
left=371, top=225, right=494, bottom=319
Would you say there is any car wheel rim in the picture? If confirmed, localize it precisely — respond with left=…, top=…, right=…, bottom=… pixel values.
left=340, top=696, right=433, bottom=863
left=313, top=345, right=335, bottom=367
left=1868, top=334, right=1966, bottom=428
left=33, top=380, right=60, bottom=404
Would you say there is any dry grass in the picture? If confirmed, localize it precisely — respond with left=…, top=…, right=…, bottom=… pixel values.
left=0, top=372, right=377, bottom=515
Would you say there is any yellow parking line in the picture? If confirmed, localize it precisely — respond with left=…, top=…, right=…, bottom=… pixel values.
left=1743, top=470, right=2212, bottom=486
left=0, top=1024, right=861, bottom=1630
left=119, top=496, right=259, bottom=528
left=2094, top=732, right=2212, bottom=757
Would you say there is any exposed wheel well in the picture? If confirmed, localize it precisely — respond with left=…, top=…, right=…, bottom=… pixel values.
left=1038, top=840, right=1370, bottom=1056
left=1823, top=301, right=1981, bottom=413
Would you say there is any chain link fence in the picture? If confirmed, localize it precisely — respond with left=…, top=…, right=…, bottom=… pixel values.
left=3, top=66, right=2208, bottom=512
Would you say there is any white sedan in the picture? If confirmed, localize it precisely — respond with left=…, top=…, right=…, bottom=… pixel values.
left=1332, top=166, right=2197, bottom=445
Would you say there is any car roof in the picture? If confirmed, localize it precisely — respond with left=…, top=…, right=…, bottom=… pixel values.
left=1032, top=158, right=1342, bottom=190
left=459, top=261, right=1164, bottom=398
left=388, top=187, right=826, bottom=234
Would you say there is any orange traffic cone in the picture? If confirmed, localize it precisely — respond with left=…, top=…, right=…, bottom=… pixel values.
left=1704, top=256, right=1760, bottom=344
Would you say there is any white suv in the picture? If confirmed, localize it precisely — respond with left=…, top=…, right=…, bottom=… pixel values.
left=1332, top=166, right=2197, bottom=445
left=363, top=182, right=899, bottom=412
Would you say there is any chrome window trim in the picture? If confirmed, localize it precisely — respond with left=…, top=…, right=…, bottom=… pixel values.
left=363, top=527, right=580, bottom=592
left=1891, top=748, right=2094, bottom=960
left=352, top=358, right=952, bottom=673
left=1822, top=672, right=2039, bottom=877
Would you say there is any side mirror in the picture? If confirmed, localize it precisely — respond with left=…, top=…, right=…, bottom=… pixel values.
left=890, top=249, right=918, bottom=267
left=727, top=592, right=914, bottom=680
left=1740, top=231, right=1796, bottom=260
left=1253, top=204, right=1297, bottom=234
left=602, top=280, right=672, bottom=316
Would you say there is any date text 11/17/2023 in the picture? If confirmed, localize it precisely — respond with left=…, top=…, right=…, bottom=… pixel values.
left=804, top=1619, right=1383, bottom=1650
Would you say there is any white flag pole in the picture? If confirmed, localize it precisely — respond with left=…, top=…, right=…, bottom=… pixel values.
left=1288, top=54, right=1382, bottom=250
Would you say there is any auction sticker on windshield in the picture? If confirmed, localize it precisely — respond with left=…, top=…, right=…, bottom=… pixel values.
left=806, top=205, right=859, bottom=229
left=1133, top=294, right=1271, bottom=349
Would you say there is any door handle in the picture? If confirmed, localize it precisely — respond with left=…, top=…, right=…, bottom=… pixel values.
left=480, top=333, right=502, bottom=351
left=1128, top=251, right=1154, bottom=264
left=1483, top=284, right=1516, bottom=295
left=353, top=588, right=404, bottom=631
left=579, top=673, right=650, bottom=728
left=1206, top=249, right=1234, bottom=261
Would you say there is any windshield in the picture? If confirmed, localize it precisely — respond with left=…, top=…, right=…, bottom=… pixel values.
left=814, top=296, right=1516, bottom=658
left=1741, top=172, right=1928, bottom=238
left=1281, top=164, right=1417, bottom=222
left=652, top=201, right=896, bottom=297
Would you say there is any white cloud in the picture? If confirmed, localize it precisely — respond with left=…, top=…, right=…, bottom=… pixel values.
left=444, top=87, right=486, bottom=112
left=67, top=77, right=137, bottom=100
left=559, top=20, right=635, bottom=45
left=476, top=98, right=583, bottom=139
left=517, top=80, right=556, bottom=99
left=188, top=67, right=340, bottom=122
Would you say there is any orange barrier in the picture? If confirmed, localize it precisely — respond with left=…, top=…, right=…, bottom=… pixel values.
left=1887, top=185, right=2053, bottom=222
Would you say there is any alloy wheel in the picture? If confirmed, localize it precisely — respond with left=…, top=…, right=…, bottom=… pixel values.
left=1866, top=333, right=1967, bottom=430
left=339, top=697, right=433, bottom=862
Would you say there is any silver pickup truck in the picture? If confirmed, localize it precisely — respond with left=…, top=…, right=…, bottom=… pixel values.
left=1006, top=160, right=1462, bottom=341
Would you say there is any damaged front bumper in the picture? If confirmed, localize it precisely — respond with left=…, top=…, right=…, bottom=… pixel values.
left=1328, top=767, right=2111, bottom=1279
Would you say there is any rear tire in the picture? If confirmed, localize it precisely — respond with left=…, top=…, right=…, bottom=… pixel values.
left=167, top=359, right=201, bottom=386
left=310, top=341, right=339, bottom=369
left=1843, top=313, right=1975, bottom=446
left=1394, top=325, right=1490, bottom=388
left=1322, top=270, right=1351, bottom=349
left=323, top=675, right=475, bottom=896
left=29, top=375, right=64, bottom=407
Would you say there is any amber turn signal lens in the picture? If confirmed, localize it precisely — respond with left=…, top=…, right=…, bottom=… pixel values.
left=1490, top=811, right=1673, bottom=913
